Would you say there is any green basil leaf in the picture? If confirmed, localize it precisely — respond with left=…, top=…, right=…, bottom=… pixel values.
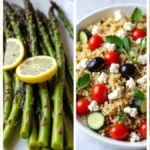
left=118, top=111, right=126, bottom=122
left=132, top=7, right=142, bottom=23
left=140, top=37, right=147, bottom=50
left=106, top=35, right=123, bottom=47
left=134, top=89, right=145, bottom=100
left=77, top=73, right=90, bottom=92
left=122, top=36, right=132, bottom=52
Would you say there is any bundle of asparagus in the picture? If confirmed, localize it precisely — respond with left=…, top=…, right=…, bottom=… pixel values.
left=3, top=0, right=73, bottom=149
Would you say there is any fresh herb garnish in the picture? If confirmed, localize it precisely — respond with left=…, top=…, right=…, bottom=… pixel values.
left=106, top=35, right=123, bottom=47
left=106, top=35, right=134, bottom=63
left=134, top=89, right=145, bottom=100
left=135, top=37, right=147, bottom=61
left=77, top=73, right=90, bottom=93
left=118, top=111, right=126, bottom=122
left=132, top=7, right=142, bottom=24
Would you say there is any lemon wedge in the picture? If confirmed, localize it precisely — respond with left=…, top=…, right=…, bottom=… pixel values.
left=16, top=56, right=58, bottom=83
left=3, top=38, right=25, bottom=70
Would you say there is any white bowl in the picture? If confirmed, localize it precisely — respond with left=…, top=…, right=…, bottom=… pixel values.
left=76, top=4, right=146, bottom=150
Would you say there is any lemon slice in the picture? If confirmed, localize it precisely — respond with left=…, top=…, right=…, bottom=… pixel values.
left=3, top=38, right=25, bottom=70
left=16, top=56, right=58, bottom=83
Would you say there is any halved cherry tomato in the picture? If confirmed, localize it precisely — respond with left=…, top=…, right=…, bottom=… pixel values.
left=109, top=124, right=129, bottom=140
left=139, top=121, right=147, bottom=138
left=131, top=29, right=146, bottom=40
left=92, top=84, right=108, bottom=104
left=76, top=99, right=90, bottom=116
left=104, top=51, right=120, bottom=65
left=88, top=35, right=104, bottom=51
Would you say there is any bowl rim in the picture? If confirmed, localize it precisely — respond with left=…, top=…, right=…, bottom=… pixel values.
left=76, top=3, right=146, bottom=149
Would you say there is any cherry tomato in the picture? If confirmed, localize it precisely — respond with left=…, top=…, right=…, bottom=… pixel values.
left=109, top=124, right=129, bottom=140
left=76, top=99, right=90, bottom=116
left=92, top=84, right=108, bottom=104
left=131, top=29, right=146, bottom=40
left=140, top=121, right=147, bottom=138
left=88, top=35, right=104, bottom=51
left=104, top=51, right=120, bottom=65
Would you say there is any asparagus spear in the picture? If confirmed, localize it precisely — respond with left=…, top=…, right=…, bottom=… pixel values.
left=20, top=84, right=34, bottom=138
left=28, top=114, right=39, bottom=150
left=3, top=71, right=13, bottom=123
left=38, top=83, right=51, bottom=146
left=23, top=0, right=38, bottom=56
left=35, top=10, right=55, bottom=58
left=49, top=8, right=65, bottom=150
left=64, top=112, right=73, bottom=149
left=51, top=1, right=73, bottom=38
left=3, top=74, right=23, bottom=148
left=23, top=0, right=52, bottom=147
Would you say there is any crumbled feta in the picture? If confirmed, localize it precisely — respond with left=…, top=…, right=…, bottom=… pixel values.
left=129, top=47, right=138, bottom=57
left=97, top=72, right=108, bottom=83
left=137, top=54, right=147, bottom=65
left=130, top=132, right=140, bottom=142
left=136, top=38, right=142, bottom=45
left=123, top=22, right=136, bottom=31
left=88, top=101, right=99, bottom=111
left=76, top=59, right=89, bottom=70
left=105, top=43, right=116, bottom=51
left=92, top=25, right=100, bottom=35
left=108, top=88, right=121, bottom=100
left=110, top=63, right=120, bottom=73
left=126, top=78, right=136, bottom=89
left=137, top=75, right=147, bottom=84
left=124, top=107, right=138, bottom=118
left=114, top=10, right=124, bottom=21
left=116, top=29, right=126, bottom=38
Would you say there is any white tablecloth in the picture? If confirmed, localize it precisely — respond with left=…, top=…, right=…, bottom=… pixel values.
left=76, top=0, right=146, bottom=150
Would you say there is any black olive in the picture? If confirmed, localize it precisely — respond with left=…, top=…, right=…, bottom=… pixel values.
left=87, top=57, right=105, bottom=72
left=120, top=63, right=136, bottom=79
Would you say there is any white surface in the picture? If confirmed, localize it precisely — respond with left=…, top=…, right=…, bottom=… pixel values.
left=76, top=1, right=146, bottom=150
left=5, top=0, right=73, bottom=150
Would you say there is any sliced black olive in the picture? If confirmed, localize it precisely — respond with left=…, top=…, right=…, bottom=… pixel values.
left=120, top=63, right=136, bottom=79
left=87, top=57, right=105, bottom=72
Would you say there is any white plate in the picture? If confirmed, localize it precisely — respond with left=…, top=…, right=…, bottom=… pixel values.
left=76, top=4, right=146, bottom=150
left=5, top=0, right=73, bottom=149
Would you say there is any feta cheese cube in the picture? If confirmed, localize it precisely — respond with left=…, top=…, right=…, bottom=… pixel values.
left=76, top=59, right=89, bottom=70
left=126, top=78, right=136, bottom=89
left=137, top=75, right=147, bottom=84
left=130, top=132, right=140, bottom=142
left=97, top=72, right=108, bottom=83
left=88, top=101, right=100, bottom=111
left=114, top=10, right=124, bottom=21
left=124, top=107, right=138, bottom=118
left=137, top=54, right=147, bottom=65
left=116, top=29, right=126, bottom=38
left=110, top=63, right=120, bottom=73
left=105, top=43, right=116, bottom=51
left=108, top=88, right=121, bottom=100
left=123, top=22, right=136, bottom=31
left=136, top=38, right=142, bottom=45
left=92, top=25, right=100, bottom=35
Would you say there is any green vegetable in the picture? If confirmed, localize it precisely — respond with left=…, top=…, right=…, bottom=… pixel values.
left=49, top=8, right=65, bottom=150
left=118, top=111, right=126, bottom=122
left=133, top=98, right=146, bottom=113
left=77, top=73, right=90, bottom=93
left=134, top=89, right=145, bottom=100
left=87, top=112, right=105, bottom=131
left=51, top=1, right=73, bottom=38
left=132, top=7, right=142, bottom=24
